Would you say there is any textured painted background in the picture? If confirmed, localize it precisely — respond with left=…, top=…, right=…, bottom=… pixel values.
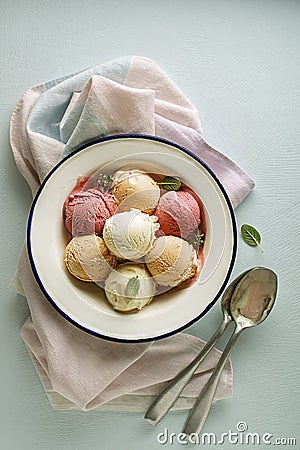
left=1, top=1, right=299, bottom=449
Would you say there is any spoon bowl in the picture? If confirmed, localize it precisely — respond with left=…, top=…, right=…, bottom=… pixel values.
left=230, top=267, right=277, bottom=328
left=220, top=268, right=252, bottom=324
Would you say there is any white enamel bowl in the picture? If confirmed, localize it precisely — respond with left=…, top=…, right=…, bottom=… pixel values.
left=27, top=135, right=237, bottom=342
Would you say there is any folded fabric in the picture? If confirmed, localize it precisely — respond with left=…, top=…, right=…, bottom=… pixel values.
left=10, top=56, right=254, bottom=411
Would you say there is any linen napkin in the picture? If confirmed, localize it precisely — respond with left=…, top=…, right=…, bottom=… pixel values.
left=10, top=56, right=254, bottom=411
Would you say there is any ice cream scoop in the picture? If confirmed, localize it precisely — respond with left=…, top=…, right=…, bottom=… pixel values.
left=112, top=170, right=160, bottom=214
left=64, top=185, right=117, bottom=236
left=145, top=235, right=198, bottom=287
left=103, top=209, right=159, bottom=260
left=104, top=262, right=156, bottom=312
left=155, top=190, right=200, bottom=239
left=64, top=234, right=116, bottom=282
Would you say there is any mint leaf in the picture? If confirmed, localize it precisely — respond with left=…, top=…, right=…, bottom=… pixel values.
left=241, top=224, right=263, bottom=253
left=126, top=276, right=140, bottom=297
left=157, top=176, right=181, bottom=191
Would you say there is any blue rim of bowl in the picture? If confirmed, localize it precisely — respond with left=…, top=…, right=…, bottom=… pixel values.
left=27, top=133, right=237, bottom=343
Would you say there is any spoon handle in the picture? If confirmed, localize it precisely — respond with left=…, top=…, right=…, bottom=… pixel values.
left=144, top=319, right=230, bottom=425
left=182, top=327, right=242, bottom=436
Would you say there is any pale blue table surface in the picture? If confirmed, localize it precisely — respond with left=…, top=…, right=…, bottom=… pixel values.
left=1, top=1, right=299, bottom=449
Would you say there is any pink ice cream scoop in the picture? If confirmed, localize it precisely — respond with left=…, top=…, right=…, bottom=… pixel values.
left=155, top=190, right=201, bottom=239
left=64, top=184, right=117, bottom=236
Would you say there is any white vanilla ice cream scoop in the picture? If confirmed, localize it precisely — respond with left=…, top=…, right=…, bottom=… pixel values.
left=103, top=209, right=159, bottom=260
left=104, top=262, right=156, bottom=312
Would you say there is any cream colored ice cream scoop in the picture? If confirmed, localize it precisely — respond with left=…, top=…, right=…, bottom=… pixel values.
left=104, top=262, right=156, bottom=312
left=103, top=209, right=159, bottom=260
left=64, top=234, right=116, bottom=282
left=145, top=235, right=198, bottom=287
left=112, top=170, right=160, bottom=214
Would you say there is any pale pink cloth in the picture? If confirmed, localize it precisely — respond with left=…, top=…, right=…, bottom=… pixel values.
left=10, top=56, right=253, bottom=411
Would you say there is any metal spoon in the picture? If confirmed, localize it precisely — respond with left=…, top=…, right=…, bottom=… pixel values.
left=182, top=267, right=277, bottom=436
left=144, top=269, right=251, bottom=425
